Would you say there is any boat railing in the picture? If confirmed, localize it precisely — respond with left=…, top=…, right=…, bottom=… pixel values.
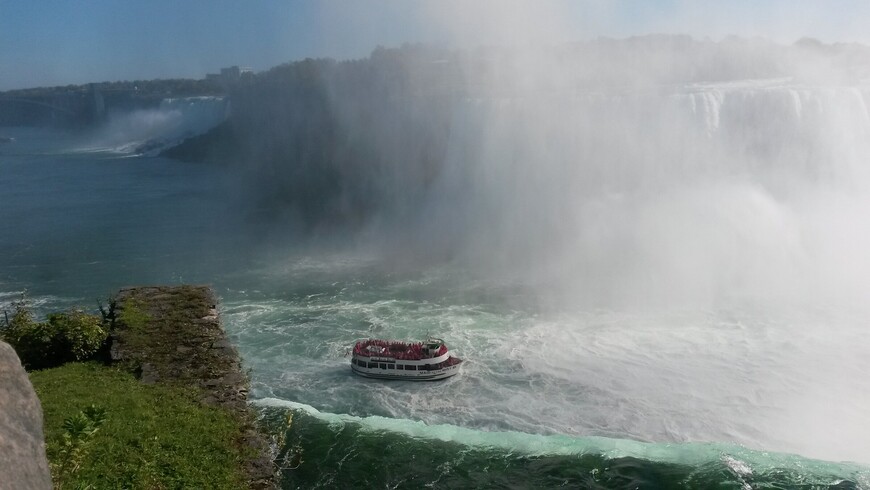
left=353, top=339, right=450, bottom=361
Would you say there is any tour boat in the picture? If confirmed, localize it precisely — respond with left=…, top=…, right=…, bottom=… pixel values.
left=350, top=337, right=463, bottom=380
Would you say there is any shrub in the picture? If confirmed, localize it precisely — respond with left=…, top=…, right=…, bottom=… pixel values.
left=46, top=311, right=106, bottom=362
left=1, top=300, right=107, bottom=370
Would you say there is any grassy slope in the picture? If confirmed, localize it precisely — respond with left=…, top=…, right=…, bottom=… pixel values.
left=30, top=362, right=251, bottom=489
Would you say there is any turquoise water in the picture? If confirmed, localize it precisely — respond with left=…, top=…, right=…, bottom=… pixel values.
left=1, top=127, right=868, bottom=488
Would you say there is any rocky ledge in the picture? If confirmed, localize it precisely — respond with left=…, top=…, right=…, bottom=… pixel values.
left=109, top=285, right=273, bottom=489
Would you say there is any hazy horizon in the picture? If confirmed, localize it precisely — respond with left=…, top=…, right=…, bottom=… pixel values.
left=4, top=0, right=870, bottom=90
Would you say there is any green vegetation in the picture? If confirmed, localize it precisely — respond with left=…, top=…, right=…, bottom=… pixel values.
left=116, top=296, right=149, bottom=332
left=53, top=404, right=107, bottom=488
left=1, top=298, right=107, bottom=370
left=30, top=363, right=250, bottom=489
left=1, top=288, right=269, bottom=488
left=111, top=287, right=229, bottom=383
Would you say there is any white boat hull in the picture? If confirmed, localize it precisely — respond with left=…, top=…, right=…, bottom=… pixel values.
left=350, top=362, right=462, bottom=381
left=350, top=337, right=463, bottom=381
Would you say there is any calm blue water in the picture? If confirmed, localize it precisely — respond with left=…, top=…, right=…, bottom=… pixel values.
left=2, top=126, right=868, bottom=489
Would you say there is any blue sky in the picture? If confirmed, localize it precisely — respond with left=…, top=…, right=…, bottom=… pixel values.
left=2, top=0, right=869, bottom=90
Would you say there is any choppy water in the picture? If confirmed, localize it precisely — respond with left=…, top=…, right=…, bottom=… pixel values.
left=1, top=127, right=868, bottom=488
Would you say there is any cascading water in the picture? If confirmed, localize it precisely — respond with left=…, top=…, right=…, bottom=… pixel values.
left=365, top=78, right=870, bottom=311
left=82, top=96, right=228, bottom=155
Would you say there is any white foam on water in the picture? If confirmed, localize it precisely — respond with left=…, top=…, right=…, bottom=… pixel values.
left=254, top=395, right=870, bottom=486
left=223, top=273, right=870, bottom=466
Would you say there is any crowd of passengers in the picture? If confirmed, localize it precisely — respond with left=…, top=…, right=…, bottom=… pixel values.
left=353, top=339, right=448, bottom=360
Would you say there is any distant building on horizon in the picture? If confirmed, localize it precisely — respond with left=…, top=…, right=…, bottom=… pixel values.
left=205, top=66, right=253, bottom=87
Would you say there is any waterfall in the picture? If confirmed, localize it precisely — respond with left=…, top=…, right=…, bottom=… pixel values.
left=376, top=79, right=870, bottom=309
left=88, top=96, right=229, bottom=155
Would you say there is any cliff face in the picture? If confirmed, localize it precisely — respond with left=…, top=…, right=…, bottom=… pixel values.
left=161, top=40, right=870, bottom=235
left=0, top=341, right=52, bottom=490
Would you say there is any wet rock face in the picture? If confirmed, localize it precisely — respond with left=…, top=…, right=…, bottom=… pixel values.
left=0, top=341, right=52, bottom=490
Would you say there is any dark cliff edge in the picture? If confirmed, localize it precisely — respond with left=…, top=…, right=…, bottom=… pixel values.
left=109, top=285, right=274, bottom=489
left=160, top=121, right=239, bottom=163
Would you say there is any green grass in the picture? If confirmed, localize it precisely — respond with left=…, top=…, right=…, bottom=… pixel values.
left=116, top=297, right=150, bottom=332
left=30, top=362, right=251, bottom=489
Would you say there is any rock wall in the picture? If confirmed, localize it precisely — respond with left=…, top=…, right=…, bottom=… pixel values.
left=110, top=285, right=273, bottom=488
left=0, top=341, right=52, bottom=490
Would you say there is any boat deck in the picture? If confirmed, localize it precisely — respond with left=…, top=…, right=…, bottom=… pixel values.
left=353, top=339, right=447, bottom=361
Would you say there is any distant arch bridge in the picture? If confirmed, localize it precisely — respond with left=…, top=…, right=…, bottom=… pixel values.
left=0, top=96, right=77, bottom=115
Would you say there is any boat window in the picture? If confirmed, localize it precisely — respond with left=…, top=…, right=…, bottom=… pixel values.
left=387, top=364, right=395, bottom=369
left=368, top=362, right=378, bottom=368
left=379, top=363, right=386, bottom=369
left=396, top=365, right=404, bottom=370
left=406, top=365, right=416, bottom=371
